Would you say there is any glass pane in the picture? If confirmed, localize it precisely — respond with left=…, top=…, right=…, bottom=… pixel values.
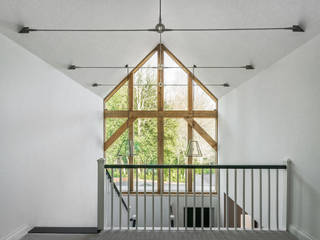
left=192, top=130, right=216, bottom=192
left=133, top=118, right=158, bottom=192
left=105, top=129, right=129, bottom=165
left=193, top=81, right=216, bottom=110
left=134, top=53, right=158, bottom=110
left=164, top=118, right=188, bottom=192
left=192, top=168, right=216, bottom=193
left=105, top=82, right=128, bottom=110
left=164, top=52, right=188, bottom=110
left=194, top=118, right=216, bottom=141
left=105, top=118, right=127, bottom=141
left=192, top=130, right=217, bottom=165
left=133, top=168, right=158, bottom=193
left=105, top=119, right=130, bottom=192
left=108, top=168, right=129, bottom=192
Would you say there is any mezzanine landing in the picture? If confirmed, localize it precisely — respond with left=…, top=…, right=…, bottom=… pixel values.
left=22, top=230, right=297, bottom=240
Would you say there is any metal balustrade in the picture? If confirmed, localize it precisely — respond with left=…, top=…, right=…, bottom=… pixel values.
left=97, top=160, right=290, bottom=231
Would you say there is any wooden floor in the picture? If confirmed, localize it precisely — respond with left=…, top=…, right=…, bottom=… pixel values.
left=22, top=230, right=297, bottom=240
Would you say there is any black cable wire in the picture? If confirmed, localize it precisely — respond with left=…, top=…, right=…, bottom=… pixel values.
left=165, top=27, right=295, bottom=32
left=69, top=65, right=254, bottom=70
left=92, top=83, right=229, bottom=87
left=19, top=25, right=303, bottom=33
left=159, top=0, right=162, bottom=24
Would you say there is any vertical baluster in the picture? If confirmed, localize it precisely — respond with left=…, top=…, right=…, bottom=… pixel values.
left=185, top=169, right=187, bottom=230
left=276, top=169, right=279, bottom=230
left=242, top=169, right=245, bottom=230
left=201, top=168, right=204, bottom=230
left=119, top=168, right=122, bottom=230
left=251, top=169, right=254, bottom=230
left=169, top=168, right=171, bottom=231
left=177, top=168, right=179, bottom=231
left=193, top=168, right=196, bottom=230
left=160, top=168, right=163, bottom=230
left=234, top=169, right=237, bottom=230
left=144, top=168, right=146, bottom=230
left=226, top=169, right=229, bottom=230
left=268, top=168, right=270, bottom=230
left=209, top=168, right=212, bottom=230
left=152, top=168, right=155, bottom=231
left=111, top=168, right=114, bottom=230
left=217, top=168, right=220, bottom=230
left=136, top=168, right=138, bottom=230
left=128, top=168, right=130, bottom=230
left=259, top=169, right=262, bottom=230
left=97, top=159, right=105, bottom=231
left=286, top=160, right=291, bottom=231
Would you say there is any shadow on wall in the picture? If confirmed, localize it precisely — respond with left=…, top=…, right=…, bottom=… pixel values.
left=290, top=161, right=320, bottom=240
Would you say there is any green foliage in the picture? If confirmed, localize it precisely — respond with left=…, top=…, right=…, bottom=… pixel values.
left=105, top=128, right=129, bottom=165
left=105, top=67, right=184, bottom=181
left=134, top=68, right=157, bottom=110
left=105, top=84, right=128, bottom=110
left=104, top=58, right=216, bottom=183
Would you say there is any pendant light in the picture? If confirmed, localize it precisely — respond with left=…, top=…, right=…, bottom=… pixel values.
left=186, top=140, right=203, bottom=157
left=186, top=65, right=203, bottom=158
left=117, top=140, right=135, bottom=158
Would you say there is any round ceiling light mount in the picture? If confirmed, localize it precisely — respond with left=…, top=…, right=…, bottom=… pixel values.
left=155, top=23, right=166, bottom=33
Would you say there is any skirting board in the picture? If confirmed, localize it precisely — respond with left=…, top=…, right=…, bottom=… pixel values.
left=289, top=225, right=318, bottom=240
left=0, top=225, right=31, bottom=240
left=28, top=227, right=99, bottom=234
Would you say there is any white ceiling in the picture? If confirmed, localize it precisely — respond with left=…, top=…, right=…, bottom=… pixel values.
left=1, top=0, right=320, bottom=99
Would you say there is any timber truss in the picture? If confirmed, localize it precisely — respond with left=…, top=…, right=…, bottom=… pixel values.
left=103, top=44, right=218, bottom=192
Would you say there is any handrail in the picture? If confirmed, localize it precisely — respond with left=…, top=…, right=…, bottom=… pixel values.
left=105, top=164, right=287, bottom=169
left=105, top=169, right=129, bottom=211
left=99, top=160, right=290, bottom=231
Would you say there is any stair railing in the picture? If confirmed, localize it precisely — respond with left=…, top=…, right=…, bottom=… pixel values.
left=97, top=160, right=290, bottom=231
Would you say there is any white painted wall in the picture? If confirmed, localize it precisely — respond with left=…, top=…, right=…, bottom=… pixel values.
left=219, top=33, right=320, bottom=239
left=0, top=33, right=103, bottom=240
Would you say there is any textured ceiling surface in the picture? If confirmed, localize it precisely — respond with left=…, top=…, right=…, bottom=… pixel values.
left=0, top=0, right=320, bottom=98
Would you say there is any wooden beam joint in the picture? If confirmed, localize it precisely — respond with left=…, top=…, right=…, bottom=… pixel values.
left=184, top=117, right=217, bottom=151
left=104, top=117, right=137, bottom=151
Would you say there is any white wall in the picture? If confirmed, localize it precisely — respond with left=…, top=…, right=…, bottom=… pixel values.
left=219, top=33, right=320, bottom=239
left=0, top=33, right=103, bottom=239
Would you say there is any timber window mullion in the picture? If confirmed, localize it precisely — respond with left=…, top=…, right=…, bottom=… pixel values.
left=157, top=45, right=164, bottom=194
left=103, top=44, right=218, bottom=194
left=128, top=73, right=134, bottom=192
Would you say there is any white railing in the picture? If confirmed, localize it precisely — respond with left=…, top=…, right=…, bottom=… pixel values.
left=97, top=160, right=290, bottom=231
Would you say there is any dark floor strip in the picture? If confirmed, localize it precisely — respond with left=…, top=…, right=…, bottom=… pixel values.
left=28, top=227, right=100, bottom=234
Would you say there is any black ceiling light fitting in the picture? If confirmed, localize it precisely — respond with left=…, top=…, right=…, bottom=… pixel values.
left=91, top=83, right=99, bottom=87
left=18, top=0, right=304, bottom=34
left=68, top=64, right=255, bottom=70
left=245, top=64, right=254, bottom=70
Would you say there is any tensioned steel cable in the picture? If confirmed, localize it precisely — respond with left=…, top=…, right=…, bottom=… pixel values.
left=91, top=63, right=230, bottom=87
left=159, top=0, right=162, bottom=24
left=19, top=25, right=304, bottom=33
left=68, top=65, right=254, bottom=70
left=19, top=0, right=304, bottom=34
left=92, top=83, right=229, bottom=87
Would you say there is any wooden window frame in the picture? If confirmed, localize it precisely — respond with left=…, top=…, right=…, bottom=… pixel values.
left=104, top=44, right=218, bottom=194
